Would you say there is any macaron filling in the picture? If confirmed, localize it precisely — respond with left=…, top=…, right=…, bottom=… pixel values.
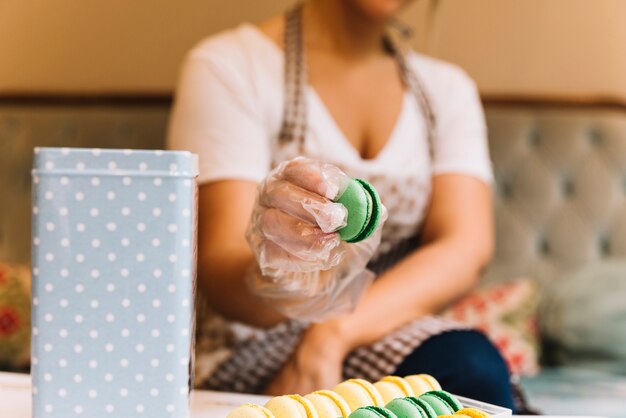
left=356, top=379, right=384, bottom=406
left=404, top=397, right=438, bottom=418
left=336, top=178, right=381, bottom=243
left=288, top=395, right=318, bottom=418
left=385, top=397, right=430, bottom=418
left=312, top=390, right=350, bottom=417
left=381, top=376, right=414, bottom=397
left=418, top=394, right=455, bottom=416
left=422, top=391, right=462, bottom=412
left=350, top=179, right=381, bottom=243
left=418, top=375, right=441, bottom=391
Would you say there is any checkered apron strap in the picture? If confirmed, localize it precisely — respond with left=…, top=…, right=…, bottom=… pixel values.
left=277, top=2, right=437, bottom=158
left=278, top=4, right=308, bottom=151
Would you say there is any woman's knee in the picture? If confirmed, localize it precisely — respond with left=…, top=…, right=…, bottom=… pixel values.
left=393, top=330, right=514, bottom=409
left=448, top=331, right=510, bottom=389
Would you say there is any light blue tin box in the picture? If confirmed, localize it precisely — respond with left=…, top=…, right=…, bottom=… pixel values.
left=31, top=147, right=198, bottom=417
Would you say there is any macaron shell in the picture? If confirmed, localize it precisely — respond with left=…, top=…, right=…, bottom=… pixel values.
left=374, top=381, right=409, bottom=404
left=305, top=391, right=350, bottom=418
left=417, top=375, right=441, bottom=391
left=336, top=179, right=370, bottom=242
left=455, top=408, right=491, bottom=418
left=404, top=375, right=440, bottom=396
left=290, top=394, right=320, bottom=418
left=316, top=390, right=352, bottom=416
left=349, top=179, right=382, bottom=242
left=418, top=394, right=455, bottom=416
left=422, top=391, right=463, bottom=412
left=227, top=403, right=276, bottom=418
left=398, top=397, right=438, bottom=418
left=265, top=395, right=317, bottom=418
left=334, top=379, right=385, bottom=411
left=348, top=408, right=380, bottom=418
left=385, top=398, right=428, bottom=418
left=380, top=376, right=415, bottom=398
left=349, top=406, right=399, bottom=418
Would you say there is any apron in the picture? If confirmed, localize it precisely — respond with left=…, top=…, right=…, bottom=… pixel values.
left=195, top=3, right=467, bottom=393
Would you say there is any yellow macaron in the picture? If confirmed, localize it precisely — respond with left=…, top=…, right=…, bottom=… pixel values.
left=373, top=376, right=415, bottom=403
left=440, top=415, right=472, bottom=418
left=404, top=374, right=442, bottom=396
left=227, top=403, right=276, bottom=418
left=455, top=408, right=491, bottom=418
left=265, top=395, right=319, bottom=418
left=305, top=390, right=351, bottom=418
left=333, top=379, right=384, bottom=411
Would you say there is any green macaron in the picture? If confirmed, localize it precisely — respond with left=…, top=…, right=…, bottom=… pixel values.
left=349, top=406, right=399, bottom=418
left=417, top=394, right=454, bottom=416
left=336, top=178, right=382, bottom=243
left=421, top=391, right=463, bottom=413
left=386, top=397, right=438, bottom=418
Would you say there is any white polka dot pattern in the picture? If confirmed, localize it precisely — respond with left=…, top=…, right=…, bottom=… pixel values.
left=31, top=147, right=198, bottom=418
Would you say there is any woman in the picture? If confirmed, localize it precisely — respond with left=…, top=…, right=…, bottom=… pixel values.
left=168, top=0, right=516, bottom=409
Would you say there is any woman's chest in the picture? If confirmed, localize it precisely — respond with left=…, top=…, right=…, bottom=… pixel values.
left=273, top=91, right=433, bottom=255
left=310, top=80, right=406, bottom=160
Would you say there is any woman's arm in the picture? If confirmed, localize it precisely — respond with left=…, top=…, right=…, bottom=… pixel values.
left=306, top=173, right=494, bottom=353
left=197, top=180, right=286, bottom=328
left=264, top=173, right=493, bottom=394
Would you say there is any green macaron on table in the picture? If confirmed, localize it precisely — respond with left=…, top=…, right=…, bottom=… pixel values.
left=221, top=387, right=511, bottom=418
left=349, top=391, right=509, bottom=418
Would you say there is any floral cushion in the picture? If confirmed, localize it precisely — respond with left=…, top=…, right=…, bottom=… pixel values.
left=0, top=263, right=31, bottom=370
left=443, top=278, right=540, bottom=376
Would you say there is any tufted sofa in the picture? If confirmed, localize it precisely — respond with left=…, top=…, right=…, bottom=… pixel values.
left=1, top=100, right=626, bottom=415
left=485, top=106, right=626, bottom=284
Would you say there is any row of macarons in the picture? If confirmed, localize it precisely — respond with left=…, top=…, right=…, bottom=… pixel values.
left=227, top=374, right=490, bottom=418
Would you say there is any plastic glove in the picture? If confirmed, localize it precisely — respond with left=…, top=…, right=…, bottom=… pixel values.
left=245, top=157, right=387, bottom=323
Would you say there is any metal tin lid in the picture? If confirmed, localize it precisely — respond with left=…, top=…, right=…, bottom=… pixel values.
left=32, top=147, right=199, bottom=178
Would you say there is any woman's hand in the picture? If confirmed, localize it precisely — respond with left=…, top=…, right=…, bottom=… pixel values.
left=245, top=157, right=386, bottom=322
left=247, top=157, right=351, bottom=276
left=264, top=322, right=349, bottom=395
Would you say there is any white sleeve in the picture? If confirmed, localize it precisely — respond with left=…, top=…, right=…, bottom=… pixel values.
left=430, top=66, right=493, bottom=183
left=166, top=47, right=271, bottom=184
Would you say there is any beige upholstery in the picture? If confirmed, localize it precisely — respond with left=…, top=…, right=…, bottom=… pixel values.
left=484, top=106, right=626, bottom=285
left=1, top=103, right=626, bottom=288
left=0, top=105, right=168, bottom=263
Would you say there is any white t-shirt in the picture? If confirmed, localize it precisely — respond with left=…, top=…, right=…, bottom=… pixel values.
left=167, top=23, right=493, bottom=255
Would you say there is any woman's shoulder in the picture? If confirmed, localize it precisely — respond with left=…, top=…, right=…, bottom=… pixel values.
left=406, top=51, right=478, bottom=93
left=184, top=22, right=281, bottom=71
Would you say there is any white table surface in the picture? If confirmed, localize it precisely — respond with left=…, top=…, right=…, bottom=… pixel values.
left=0, top=372, right=607, bottom=418
left=0, top=372, right=271, bottom=417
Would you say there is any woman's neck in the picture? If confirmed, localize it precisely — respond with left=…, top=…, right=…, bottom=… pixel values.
left=303, top=0, right=389, bottom=59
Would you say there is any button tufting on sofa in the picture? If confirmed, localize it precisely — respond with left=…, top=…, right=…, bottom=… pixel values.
left=538, top=236, right=550, bottom=256
left=588, top=127, right=602, bottom=146
left=484, top=106, right=626, bottom=283
left=499, top=180, right=513, bottom=198
left=561, top=177, right=575, bottom=198
left=528, top=129, right=541, bottom=147
left=599, top=235, right=611, bottom=256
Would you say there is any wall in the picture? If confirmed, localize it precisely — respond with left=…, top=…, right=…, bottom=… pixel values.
left=421, top=0, right=626, bottom=100
left=1, top=0, right=625, bottom=99
left=0, top=0, right=290, bottom=93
